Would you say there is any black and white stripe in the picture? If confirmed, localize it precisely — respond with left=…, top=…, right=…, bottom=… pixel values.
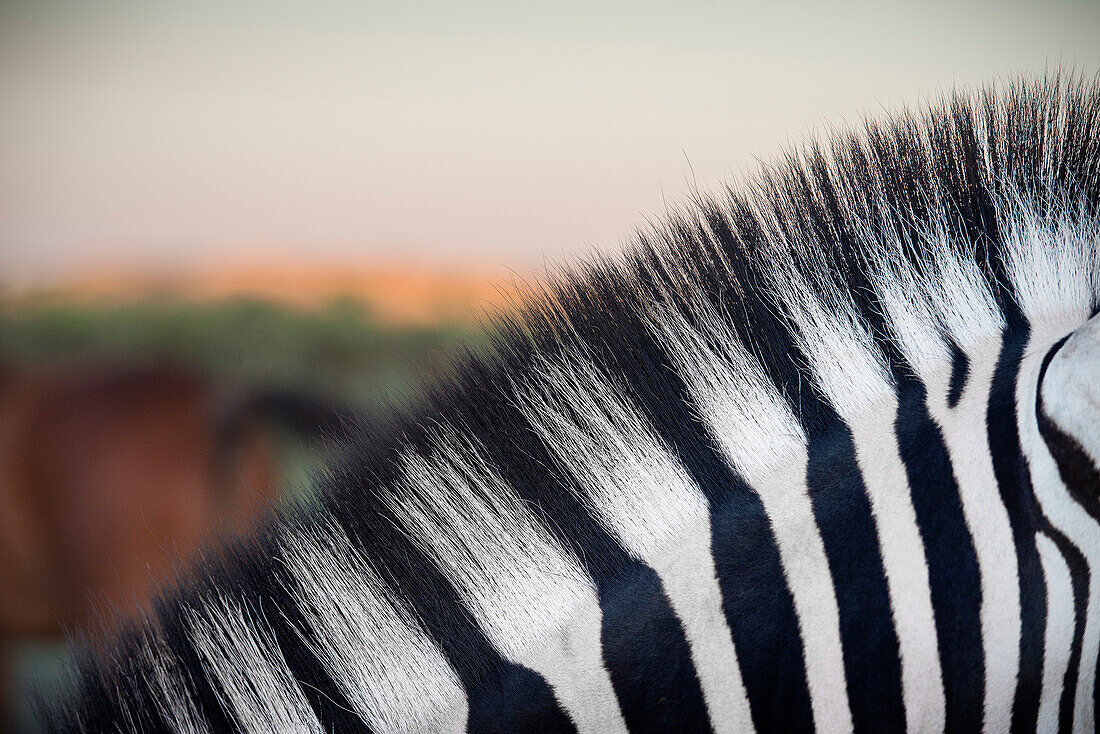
left=44, top=73, right=1100, bottom=733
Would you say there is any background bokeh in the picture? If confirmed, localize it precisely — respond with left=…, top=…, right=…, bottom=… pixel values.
left=2, top=1, right=1098, bottom=730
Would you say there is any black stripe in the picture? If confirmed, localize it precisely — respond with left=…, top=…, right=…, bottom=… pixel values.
left=156, top=592, right=238, bottom=732
left=895, top=375, right=985, bottom=733
left=159, top=541, right=374, bottom=732
left=640, top=225, right=902, bottom=732
left=1034, top=335, right=1095, bottom=734
left=947, top=339, right=970, bottom=409
left=469, top=665, right=578, bottom=734
left=708, top=463, right=816, bottom=733
left=599, top=562, right=715, bottom=734
left=1038, top=404, right=1100, bottom=518
left=327, top=462, right=576, bottom=734
left=1036, top=331, right=1100, bottom=518
left=805, top=421, right=905, bottom=734
left=260, top=545, right=374, bottom=733
left=442, top=359, right=712, bottom=732
left=52, top=636, right=176, bottom=734
left=987, top=327, right=1047, bottom=734
left=1094, top=636, right=1099, bottom=734
left=501, top=263, right=812, bottom=732
left=659, top=194, right=907, bottom=730
left=570, top=302, right=814, bottom=733
left=1041, top=526, right=1089, bottom=734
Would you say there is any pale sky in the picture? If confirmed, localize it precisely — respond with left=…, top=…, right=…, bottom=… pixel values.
left=1, top=0, right=1098, bottom=285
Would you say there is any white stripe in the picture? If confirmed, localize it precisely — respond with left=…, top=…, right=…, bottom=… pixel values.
left=646, top=298, right=852, bottom=734
left=187, top=597, right=324, bottom=734
left=280, top=521, right=468, bottom=734
left=135, top=632, right=209, bottom=734
left=1035, top=531, right=1075, bottom=733
left=871, top=243, right=1020, bottom=734
left=1037, top=312, right=1100, bottom=728
left=519, top=349, right=755, bottom=734
left=774, top=277, right=946, bottom=734
left=1017, top=338, right=1100, bottom=734
left=657, top=531, right=754, bottom=734
left=388, top=432, right=629, bottom=734
left=1004, top=196, right=1100, bottom=734
left=1040, top=313, right=1100, bottom=470
left=916, top=224, right=1023, bottom=734
left=774, top=277, right=945, bottom=734
left=848, top=408, right=947, bottom=733
left=924, top=335, right=1021, bottom=734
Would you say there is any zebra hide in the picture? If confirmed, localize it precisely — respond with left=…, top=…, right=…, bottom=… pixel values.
left=42, top=73, right=1100, bottom=734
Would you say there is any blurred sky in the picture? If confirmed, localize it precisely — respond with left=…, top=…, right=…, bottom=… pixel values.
left=1, top=0, right=1098, bottom=286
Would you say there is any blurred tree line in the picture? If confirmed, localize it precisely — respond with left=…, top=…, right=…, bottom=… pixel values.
left=0, top=295, right=482, bottom=410
left=0, top=294, right=484, bottom=730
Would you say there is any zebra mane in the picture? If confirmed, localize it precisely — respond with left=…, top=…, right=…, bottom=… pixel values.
left=48, top=73, right=1100, bottom=732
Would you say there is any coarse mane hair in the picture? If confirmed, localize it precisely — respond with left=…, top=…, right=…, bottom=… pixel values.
left=44, top=72, right=1100, bottom=732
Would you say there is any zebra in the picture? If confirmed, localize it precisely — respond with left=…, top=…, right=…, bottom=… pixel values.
left=41, top=73, right=1100, bottom=733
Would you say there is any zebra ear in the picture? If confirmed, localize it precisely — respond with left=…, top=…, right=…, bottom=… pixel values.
left=1038, top=312, right=1100, bottom=516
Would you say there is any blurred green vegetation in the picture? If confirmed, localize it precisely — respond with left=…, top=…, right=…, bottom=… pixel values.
left=0, top=295, right=485, bottom=730
left=0, top=295, right=483, bottom=408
